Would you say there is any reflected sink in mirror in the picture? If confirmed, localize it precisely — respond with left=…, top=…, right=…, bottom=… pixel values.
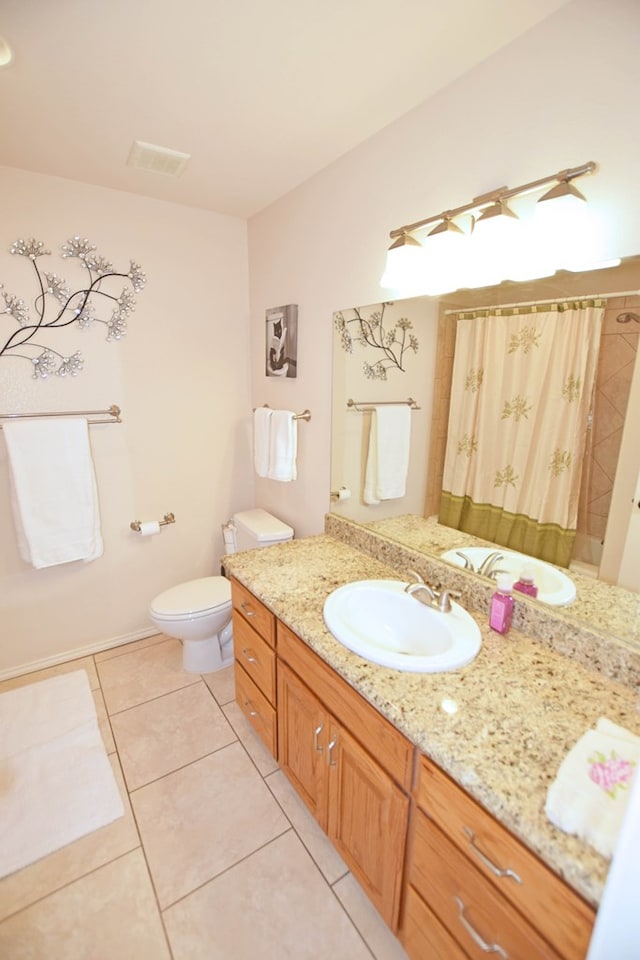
left=441, top=547, right=576, bottom=607
left=323, top=579, right=482, bottom=672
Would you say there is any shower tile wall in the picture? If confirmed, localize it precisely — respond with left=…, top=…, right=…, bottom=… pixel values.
left=575, top=295, right=639, bottom=565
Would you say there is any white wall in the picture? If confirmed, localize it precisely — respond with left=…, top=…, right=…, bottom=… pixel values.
left=0, top=168, right=253, bottom=675
left=248, top=0, right=640, bottom=538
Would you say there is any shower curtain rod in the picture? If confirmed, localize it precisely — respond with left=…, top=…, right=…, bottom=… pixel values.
left=0, top=404, right=122, bottom=426
left=445, top=289, right=640, bottom=316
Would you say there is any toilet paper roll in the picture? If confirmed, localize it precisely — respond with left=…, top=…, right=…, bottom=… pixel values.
left=139, top=520, right=161, bottom=536
left=336, top=487, right=351, bottom=501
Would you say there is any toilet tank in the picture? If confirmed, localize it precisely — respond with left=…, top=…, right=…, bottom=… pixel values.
left=232, top=508, right=294, bottom=552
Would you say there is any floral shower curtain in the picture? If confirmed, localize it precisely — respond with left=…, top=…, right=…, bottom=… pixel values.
left=438, top=301, right=604, bottom=567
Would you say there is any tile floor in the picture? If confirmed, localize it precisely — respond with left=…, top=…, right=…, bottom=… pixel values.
left=0, top=635, right=409, bottom=959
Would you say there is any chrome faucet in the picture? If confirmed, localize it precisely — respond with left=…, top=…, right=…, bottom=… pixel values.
left=404, top=573, right=461, bottom=613
left=477, top=551, right=504, bottom=578
left=455, top=550, right=475, bottom=571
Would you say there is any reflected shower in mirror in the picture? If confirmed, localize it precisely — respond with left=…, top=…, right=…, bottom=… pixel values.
left=330, top=257, right=640, bottom=641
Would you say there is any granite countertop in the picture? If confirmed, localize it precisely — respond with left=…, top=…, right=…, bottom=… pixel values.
left=223, top=534, right=640, bottom=909
left=362, top=513, right=640, bottom=648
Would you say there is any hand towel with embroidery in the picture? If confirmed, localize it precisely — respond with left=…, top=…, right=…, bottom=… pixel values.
left=545, top=717, right=640, bottom=858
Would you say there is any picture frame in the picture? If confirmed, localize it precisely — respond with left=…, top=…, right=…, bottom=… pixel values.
left=265, top=304, right=298, bottom=379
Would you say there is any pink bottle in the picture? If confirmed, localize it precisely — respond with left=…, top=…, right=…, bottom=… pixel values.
left=513, top=565, right=539, bottom=599
left=489, top=574, right=514, bottom=634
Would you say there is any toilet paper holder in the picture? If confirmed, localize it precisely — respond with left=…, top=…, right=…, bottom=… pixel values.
left=130, top=512, right=175, bottom=532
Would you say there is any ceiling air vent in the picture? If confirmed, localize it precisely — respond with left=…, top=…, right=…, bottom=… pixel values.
left=127, top=140, right=191, bottom=177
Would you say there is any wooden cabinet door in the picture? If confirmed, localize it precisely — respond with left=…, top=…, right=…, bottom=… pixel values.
left=277, top=661, right=328, bottom=828
left=327, top=722, right=409, bottom=930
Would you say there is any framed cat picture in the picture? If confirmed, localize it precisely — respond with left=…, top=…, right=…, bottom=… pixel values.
left=265, top=304, right=298, bottom=379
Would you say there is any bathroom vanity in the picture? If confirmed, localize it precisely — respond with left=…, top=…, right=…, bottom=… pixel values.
left=224, top=530, right=640, bottom=960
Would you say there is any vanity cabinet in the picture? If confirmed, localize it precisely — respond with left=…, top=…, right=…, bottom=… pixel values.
left=231, top=580, right=277, bottom=757
left=401, top=755, right=595, bottom=960
left=277, top=621, right=412, bottom=930
left=230, top=578, right=596, bottom=958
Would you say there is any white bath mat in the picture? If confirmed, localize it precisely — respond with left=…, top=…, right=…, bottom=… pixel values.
left=0, top=669, right=124, bottom=879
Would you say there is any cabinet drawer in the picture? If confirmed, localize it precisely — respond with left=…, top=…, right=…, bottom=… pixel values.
left=277, top=620, right=414, bottom=791
left=416, top=756, right=593, bottom=960
left=402, top=884, right=469, bottom=960
left=231, top=579, right=275, bottom=647
left=233, top=613, right=276, bottom=704
left=411, top=809, right=558, bottom=960
left=234, top=661, right=277, bottom=757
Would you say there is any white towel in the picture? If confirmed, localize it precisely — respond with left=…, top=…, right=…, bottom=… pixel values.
left=267, top=410, right=297, bottom=482
left=253, top=407, right=272, bottom=478
left=545, top=717, right=640, bottom=858
left=363, top=405, right=411, bottom=505
left=4, top=418, right=103, bottom=569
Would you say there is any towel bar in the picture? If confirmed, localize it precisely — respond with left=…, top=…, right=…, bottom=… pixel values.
left=253, top=404, right=311, bottom=421
left=0, top=404, right=122, bottom=426
left=347, top=398, right=420, bottom=411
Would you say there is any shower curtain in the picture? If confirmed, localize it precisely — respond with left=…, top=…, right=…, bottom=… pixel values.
left=438, top=301, right=604, bottom=567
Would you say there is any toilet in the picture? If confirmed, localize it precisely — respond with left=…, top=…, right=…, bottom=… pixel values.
left=149, top=509, right=294, bottom=674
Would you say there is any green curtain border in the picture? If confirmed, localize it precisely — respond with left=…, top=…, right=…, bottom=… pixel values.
left=439, top=491, right=576, bottom=568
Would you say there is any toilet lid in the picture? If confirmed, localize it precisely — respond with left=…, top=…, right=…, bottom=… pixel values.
left=151, top=576, right=232, bottom=617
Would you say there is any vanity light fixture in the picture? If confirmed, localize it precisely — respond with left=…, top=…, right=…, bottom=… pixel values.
left=381, top=161, right=598, bottom=294
left=537, top=178, right=587, bottom=206
left=0, top=35, right=13, bottom=67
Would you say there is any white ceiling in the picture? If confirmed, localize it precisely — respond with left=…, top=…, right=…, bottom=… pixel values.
left=0, top=0, right=571, bottom=219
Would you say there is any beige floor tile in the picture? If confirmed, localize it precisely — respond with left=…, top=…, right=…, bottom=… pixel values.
left=333, top=873, right=409, bottom=960
left=0, top=754, right=139, bottom=922
left=0, top=656, right=99, bottom=694
left=0, top=849, right=170, bottom=959
left=164, top=830, right=372, bottom=960
left=92, top=686, right=116, bottom=754
left=266, top=769, right=348, bottom=884
left=111, top=681, right=237, bottom=790
left=97, top=636, right=199, bottom=714
left=132, top=741, right=288, bottom=908
left=94, top=632, right=168, bottom=662
left=202, top=661, right=235, bottom=705
left=222, top=699, right=279, bottom=777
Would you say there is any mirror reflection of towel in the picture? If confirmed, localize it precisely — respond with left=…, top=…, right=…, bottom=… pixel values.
left=363, top=406, right=411, bottom=505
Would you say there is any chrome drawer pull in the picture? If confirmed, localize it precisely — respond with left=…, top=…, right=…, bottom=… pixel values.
left=327, top=737, right=338, bottom=767
left=454, top=897, right=508, bottom=958
left=243, top=698, right=259, bottom=718
left=464, top=827, right=522, bottom=884
left=240, top=601, right=255, bottom=618
left=242, top=647, right=258, bottom=664
left=314, top=724, right=324, bottom=753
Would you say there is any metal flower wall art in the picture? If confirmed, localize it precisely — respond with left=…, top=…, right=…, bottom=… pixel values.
left=334, top=302, right=418, bottom=379
left=0, top=237, right=146, bottom=379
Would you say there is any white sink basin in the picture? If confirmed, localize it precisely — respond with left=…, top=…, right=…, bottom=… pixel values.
left=440, top=547, right=576, bottom=607
left=323, top=579, right=482, bottom=673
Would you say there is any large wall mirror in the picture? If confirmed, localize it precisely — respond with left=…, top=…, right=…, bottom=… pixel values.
left=330, top=257, right=640, bottom=646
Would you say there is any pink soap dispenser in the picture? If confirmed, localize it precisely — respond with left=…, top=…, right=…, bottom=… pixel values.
left=489, top=574, right=515, bottom=635
left=513, top=564, right=539, bottom=599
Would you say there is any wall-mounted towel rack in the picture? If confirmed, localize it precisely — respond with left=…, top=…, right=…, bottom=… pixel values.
left=253, top=404, right=311, bottom=421
left=0, top=404, right=122, bottom=427
left=347, top=397, right=420, bottom=411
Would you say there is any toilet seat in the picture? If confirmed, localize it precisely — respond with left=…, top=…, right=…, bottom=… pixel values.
left=149, top=576, right=232, bottom=622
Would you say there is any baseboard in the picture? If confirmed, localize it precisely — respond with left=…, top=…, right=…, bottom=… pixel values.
left=0, top=627, right=161, bottom=683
